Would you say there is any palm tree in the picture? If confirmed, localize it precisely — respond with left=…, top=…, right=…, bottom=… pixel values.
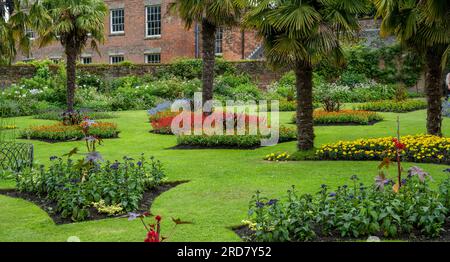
left=169, top=0, right=247, bottom=104
left=0, top=0, right=32, bottom=65
left=245, top=0, right=368, bottom=150
left=373, top=0, right=450, bottom=136
left=31, top=0, right=107, bottom=112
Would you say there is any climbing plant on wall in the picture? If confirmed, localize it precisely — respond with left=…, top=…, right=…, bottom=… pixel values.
left=316, top=44, right=425, bottom=87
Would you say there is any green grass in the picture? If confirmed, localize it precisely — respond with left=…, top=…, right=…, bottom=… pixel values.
left=0, top=108, right=449, bottom=242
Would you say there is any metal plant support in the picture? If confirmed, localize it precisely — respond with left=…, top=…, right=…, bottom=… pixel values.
left=0, top=142, right=34, bottom=172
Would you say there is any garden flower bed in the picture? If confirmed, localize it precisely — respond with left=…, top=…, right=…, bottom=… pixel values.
left=316, top=135, right=450, bottom=165
left=150, top=111, right=263, bottom=135
left=292, top=110, right=384, bottom=126
left=21, top=122, right=119, bottom=142
left=0, top=125, right=17, bottom=130
left=0, top=154, right=179, bottom=223
left=356, top=99, right=427, bottom=113
left=176, top=126, right=297, bottom=149
left=238, top=168, right=450, bottom=242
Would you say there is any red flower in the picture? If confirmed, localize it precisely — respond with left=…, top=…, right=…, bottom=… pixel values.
left=143, top=212, right=150, bottom=217
left=144, top=230, right=160, bottom=242
left=392, top=138, right=406, bottom=151
left=155, top=215, right=162, bottom=222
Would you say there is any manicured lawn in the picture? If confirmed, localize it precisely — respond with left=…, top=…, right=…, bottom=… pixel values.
left=0, top=109, right=449, bottom=242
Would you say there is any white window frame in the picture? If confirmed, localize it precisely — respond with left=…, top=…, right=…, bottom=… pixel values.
left=145, top=53, right=161, bottom=64
left=81, top=57, right=92, bottom=65
left=215, top=28, right=223, bottom=55
left=50, top=58, right=61, bottom=64
left=145, top=5, right=161, bottom=38
left=110, top=55, right=124, bottom=64
left=25, top=28, right=36, bottom=40
left=110, top=8, right=125, bottom=34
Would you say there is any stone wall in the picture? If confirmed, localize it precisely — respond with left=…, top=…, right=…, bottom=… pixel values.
left=0, top=66, right=37, bottom=88
left=0, top=61, right=283, bottom=88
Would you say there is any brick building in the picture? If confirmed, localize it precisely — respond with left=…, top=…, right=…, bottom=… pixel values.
left=17, top=0, right=262, bottom=64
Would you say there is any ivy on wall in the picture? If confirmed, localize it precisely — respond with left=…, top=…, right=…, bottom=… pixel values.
left=316, top=44, right=425, bottom=87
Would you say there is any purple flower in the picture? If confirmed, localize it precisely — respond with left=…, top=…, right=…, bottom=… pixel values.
left=70, top=178, right=80, bottom=184
left=84, top=151, right=104, bottom=163
left=49, top=156, right=58, bottom=161
left=329, top=192, right=337, bottom=197
left=384, top=179, right=393, bottom=186
left=84, top=136, right=97, bottom=143
left=137, top=161, right=143, bottom=167
left=444, top=168, right=450, bottom=173
left=110, top=162, right=120, bottom=170
left=256, top=201, right=265, bottom=208
left=375, top=175, right=391, bottom=190
left=408, top=166, right=431, bottom=183
left=128, top=212, right=140, bottom=221
left=267, top=199, right=278, bottom=206
left=82, top=119, right=95, bottom=127
left=147, top=101, right=172, bottom=116
left=351, top=175, right=359, bottom=181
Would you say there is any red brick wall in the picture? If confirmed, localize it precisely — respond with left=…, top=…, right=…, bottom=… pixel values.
left=221, top=28, right=261, bottom=61
left=16, top=0, right=261, bottom=64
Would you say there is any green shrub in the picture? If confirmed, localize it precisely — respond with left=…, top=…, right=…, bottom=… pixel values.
left=33, top=110, right=116, bottom=121
left=177, top=126, right=296, bottom=149
left=337, top=71, right=368, bottom=87
left=16, top=155, right=165, bottom=221
left=77, top=71, right=106, bottom=92
left=76, top=87, right=115, bottom=111
left=356, top=99, right=427, bottom=113
left=314, top=82, right=397, bottom=103
left=213, top=73, right=263, bottom=101
left=296, top=110, right=385, bottom=125
left=156, top=58, right=236, bottom=79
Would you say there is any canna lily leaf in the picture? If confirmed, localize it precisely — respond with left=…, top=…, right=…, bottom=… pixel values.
left=172, top=218, right=193, bottom=225
left=63, top=147, right=79, bottom=158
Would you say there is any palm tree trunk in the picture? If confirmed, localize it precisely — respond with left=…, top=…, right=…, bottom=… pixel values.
left=201, top=19, right=216, bottom=104
left=295, top=63, right=315, bottom=151
left=425, top=49, right=443, bottom=136
left=65, top=43, right=77, bottom=112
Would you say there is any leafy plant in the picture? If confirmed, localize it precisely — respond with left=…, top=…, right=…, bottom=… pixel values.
left=16, top=154, right=166, bottom=221
left=128, top=212, right=192, bottom=242
left=177, top=126, right=296, bottom=149
left=356, top=100, right=427, bottom=113
left=247, top=167, right=450, bottom=242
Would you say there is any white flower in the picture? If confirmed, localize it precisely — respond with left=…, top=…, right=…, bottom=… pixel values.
left=67, top=236, right=81, bottom=242
left=366, top=236, right=381, bottom=242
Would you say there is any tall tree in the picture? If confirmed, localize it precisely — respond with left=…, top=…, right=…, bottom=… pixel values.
left=0, top=0, right=32, bottom=65
left=169, top=0, right=246, bottom=104
left=374, top=0, right=450, bottom=136
left=245, top=0, right=368, bottom=150
left=32, top=0, right=107, bottom=112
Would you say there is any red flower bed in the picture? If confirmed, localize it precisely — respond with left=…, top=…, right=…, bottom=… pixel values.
left=149, top=111, right=263, bottom=134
